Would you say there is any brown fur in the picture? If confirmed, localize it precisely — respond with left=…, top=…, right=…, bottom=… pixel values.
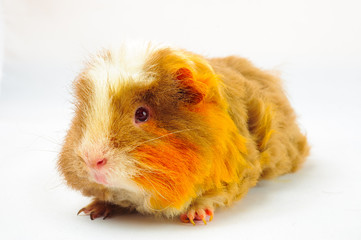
left=210, top=56, right=309, bottom=178
left=58, top=46, right=309, bottom=222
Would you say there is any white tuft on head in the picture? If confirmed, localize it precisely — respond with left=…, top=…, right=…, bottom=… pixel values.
left=80, top=42, right=164, bottom=145
left=87, top=41, right=164, bottom=86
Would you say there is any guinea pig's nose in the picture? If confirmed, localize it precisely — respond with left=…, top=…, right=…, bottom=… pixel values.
left=96, top=158, right=107, bottom=168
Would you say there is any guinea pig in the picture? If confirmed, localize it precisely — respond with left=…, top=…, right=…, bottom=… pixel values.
left=58, top=43, right=309, bottom=225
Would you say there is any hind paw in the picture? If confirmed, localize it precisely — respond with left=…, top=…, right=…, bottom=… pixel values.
left=180, top=208, right=214, bottom=225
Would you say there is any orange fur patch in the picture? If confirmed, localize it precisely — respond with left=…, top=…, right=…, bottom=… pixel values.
left=131, top=50, right=253, bottom=210
left=132, top=122, right=207, bottom=209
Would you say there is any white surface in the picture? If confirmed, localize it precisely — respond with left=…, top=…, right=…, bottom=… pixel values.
left=0, top=6, right=3, bottom=93
left=1, top=1, right=361, bottom=239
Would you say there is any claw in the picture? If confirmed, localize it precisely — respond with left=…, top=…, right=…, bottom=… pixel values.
left=77, top=208, right=85, bottom=215
left=181, top=207, right=214, bottom=225
left=77, top=207, right=92, bottom=215
left=103, top=208, right=112, bottom=220
left=186, top=210, right=196, bottom=226
left=188, top=212, right=196, bottom=226
left=205, top=209, right=214, bottom=222
left=78, top=201, right=117, bottom=220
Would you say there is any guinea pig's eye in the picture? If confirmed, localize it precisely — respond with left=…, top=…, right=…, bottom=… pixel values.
left=134, top=107, right=149, bottom=123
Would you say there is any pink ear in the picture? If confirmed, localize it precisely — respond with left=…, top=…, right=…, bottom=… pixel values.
left=175, top=68, right=193, bottom=81
left=174, top=67, right=205, bottom=105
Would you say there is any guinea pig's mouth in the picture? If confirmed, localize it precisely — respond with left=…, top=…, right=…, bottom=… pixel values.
left=78, top=144, right=138, bottom=188
left=89, top=171, right=108, bottom=185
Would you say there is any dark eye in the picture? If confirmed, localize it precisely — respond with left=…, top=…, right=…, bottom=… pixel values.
left=135, top=107, right=149, bottom=123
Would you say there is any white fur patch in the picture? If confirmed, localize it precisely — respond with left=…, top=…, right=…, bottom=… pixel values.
left=78, top=43, right=164, bottom=205
left=87, top=42, right=163, bottom=86
left=81, top=42, right=162, bottom=145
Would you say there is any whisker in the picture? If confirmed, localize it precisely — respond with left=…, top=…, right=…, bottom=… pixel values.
left=26, top=133, right=63, bottom=146
left=26, top=149, right=59, bottom=153
left=46, top=182, right=65, bottom=190
left=127, top=128, right=198, bottom=152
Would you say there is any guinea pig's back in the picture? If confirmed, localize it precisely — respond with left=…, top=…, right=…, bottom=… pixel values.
left=208, top=56, right=310, bottom=179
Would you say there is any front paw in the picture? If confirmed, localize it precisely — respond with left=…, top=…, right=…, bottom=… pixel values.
left=77, top=200, right=120, bottom=220
left=180, top=207, right=214, bottom=225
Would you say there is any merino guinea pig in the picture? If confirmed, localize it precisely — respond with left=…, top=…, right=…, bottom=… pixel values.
left=58, top=43, right=309, bottom=225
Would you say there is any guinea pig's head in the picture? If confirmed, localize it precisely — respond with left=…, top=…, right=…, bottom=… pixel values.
left=58, top=44, right=225, bottom=211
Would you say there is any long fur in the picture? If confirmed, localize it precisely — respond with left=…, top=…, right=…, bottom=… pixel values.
left=58, top=44, right=309, bottom=219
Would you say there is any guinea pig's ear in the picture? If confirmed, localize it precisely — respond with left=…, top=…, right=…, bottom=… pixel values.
left=174, top=67, right=207, bottom=105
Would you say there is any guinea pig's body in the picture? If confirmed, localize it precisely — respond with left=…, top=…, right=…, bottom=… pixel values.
left=58, top=43, right=309, bottom=224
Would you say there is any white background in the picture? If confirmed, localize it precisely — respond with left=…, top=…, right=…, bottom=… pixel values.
left=0, top=0, right=360, bottom=239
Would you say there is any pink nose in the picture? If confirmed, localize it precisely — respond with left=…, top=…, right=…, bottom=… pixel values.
left=96, top=158, right=107, bottom=168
